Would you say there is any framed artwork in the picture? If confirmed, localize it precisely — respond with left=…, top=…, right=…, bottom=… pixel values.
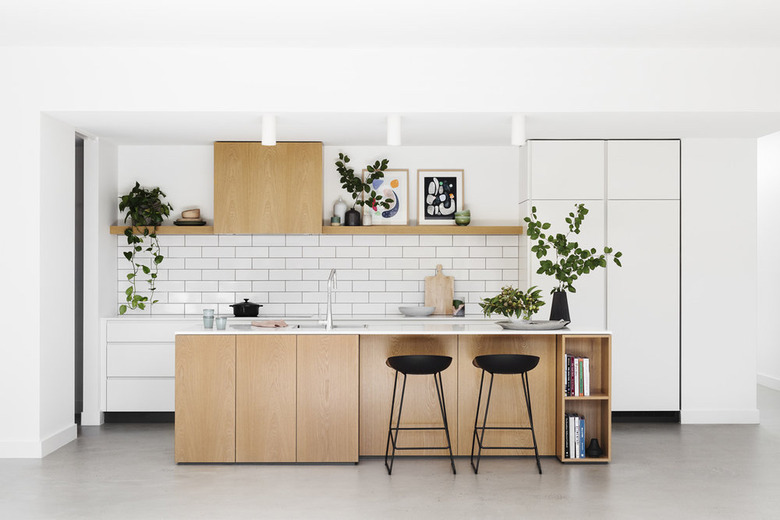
left=361, top=168, right=409, bottom=225
left=417, top=169, right=464, bottom=225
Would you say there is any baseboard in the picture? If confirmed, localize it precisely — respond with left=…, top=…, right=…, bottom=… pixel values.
left=104, top=412, right=174, bottom=423
left=0, top=423, right=77, bottom=458
left=612, top=411, right=680, bottom=423
left=80, top=410, right=104, bottom=426
left=758, top=373, right=780, bottom=391
left=681, top=409, right=760, bottom=424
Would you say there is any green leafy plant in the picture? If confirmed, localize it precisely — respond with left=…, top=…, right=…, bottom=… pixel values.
left=335, top=153, right=394, bottom=210
left=524, top=203, right=622, bottom=294
left=118, top=182, right=173, bottom=315
left=480, top=285, right=545, bottom=320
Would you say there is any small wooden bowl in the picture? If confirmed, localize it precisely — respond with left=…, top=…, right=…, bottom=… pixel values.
left=182, top=209, right=200, bottom=219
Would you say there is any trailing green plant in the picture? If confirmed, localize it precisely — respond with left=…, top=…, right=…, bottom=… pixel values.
left=335, top=153, right=394, bottom=210
left=118, top=182, right=173, bottom=315
left=480, top=285, right=545, bottom=320
left=524, top=203, right=622, bottom=294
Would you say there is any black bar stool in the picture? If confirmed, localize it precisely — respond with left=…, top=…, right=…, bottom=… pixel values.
left=471, top=354, right=542, bottom=474
left=384, top=355, right=456, bottom=475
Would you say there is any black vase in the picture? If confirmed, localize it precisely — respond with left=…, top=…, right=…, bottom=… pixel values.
left=344, top=208, right=361, bottom=226
left=549, top=290, right=570, bottom=322
left=586, top=438, right=603, bottom=458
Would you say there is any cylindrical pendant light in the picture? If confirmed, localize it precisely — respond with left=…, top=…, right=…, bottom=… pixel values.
left=262, top=115, right=276, bottom=146
left=387, top=114, right=401, bottom=146
left=511, top=114, right=526, bottom=147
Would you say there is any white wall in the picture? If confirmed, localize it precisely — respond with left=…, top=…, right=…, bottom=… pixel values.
left=322, top=146, right=522, bottom=225
left=117, top=146, right=214, bottom=224
left=681, top=139, right=759, bottom=423
left=82, top=138, right=119, bottom=425
left=3, top=45, right=779, bottom=456
left=757, top=132, right=780, bottom=391
left=38, top=114, right=77, bottom=454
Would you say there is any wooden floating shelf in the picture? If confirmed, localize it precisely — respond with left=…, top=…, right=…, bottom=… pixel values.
left=321, top=225, right=524, bottom=235
left=564, top=394, right=610, bottom=401
left=110, top=225, right=215, bottom=235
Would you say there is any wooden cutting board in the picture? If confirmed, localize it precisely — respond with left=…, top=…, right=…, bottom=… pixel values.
left=425, top=264, right=454, bottom=315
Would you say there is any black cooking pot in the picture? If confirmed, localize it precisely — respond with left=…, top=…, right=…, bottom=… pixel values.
left=230, top=298, right=263, bottom=317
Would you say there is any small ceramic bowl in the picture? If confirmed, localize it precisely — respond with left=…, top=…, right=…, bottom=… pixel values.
left=454, top=210, right=470, bottom=217
left=455, top=215, right=471, bottom=226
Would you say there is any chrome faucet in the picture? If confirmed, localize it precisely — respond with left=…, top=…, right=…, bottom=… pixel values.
left=321, top=269, right=337, bottom=330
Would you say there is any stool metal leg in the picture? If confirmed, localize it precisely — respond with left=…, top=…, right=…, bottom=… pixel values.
left=521, top=371, right=542, bottom=475
left=385, top=371, right=408, bottom=475
left=470, top=369, right=487, bottom=470
left=433, top=371, right=456, bottom=474
left=471, top=371, right=495, bottom=474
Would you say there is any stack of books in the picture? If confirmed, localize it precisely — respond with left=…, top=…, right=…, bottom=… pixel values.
left=564, top=413, right=586, bottom=459
left=565, top=355, right=590, bottom=396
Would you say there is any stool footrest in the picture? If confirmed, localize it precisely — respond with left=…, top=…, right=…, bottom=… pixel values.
left=390, top=446, right=453, bottom=451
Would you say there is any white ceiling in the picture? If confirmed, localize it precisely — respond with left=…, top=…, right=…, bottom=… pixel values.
left=3, top=0, right=780, bottom=48
left=55, top=111, right=780, bottom=146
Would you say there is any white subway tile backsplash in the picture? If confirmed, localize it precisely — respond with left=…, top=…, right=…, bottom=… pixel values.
left=185, top=235, right=220, bottom=247
left=319, top=235, right=353, bottom=247
left=286, top=235, right=319, bottom=246
left=386, top=235, right=419, bottom=247
left=235, top=247, right=270, bottom=258
left=420, top=235, right=452, bottom=247
left=116, top=232, right=526, bottom=316
left=219, top=235, right=253, bottom=246
left=203, top=246, right=235, bottom=258
left=253, top=235, right=286, bottom=246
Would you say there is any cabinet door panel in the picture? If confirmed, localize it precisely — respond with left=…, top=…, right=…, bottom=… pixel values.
left=528, top=200, right=606, bottom=329
left=174, top=335, right=236, bottom=463
left=607, top=140, right=680, bottom=200
left=608, top=200, right=680, bottom=411
left=530, top=140, right=605, bottom=200
left=236, top=335, right=297, bottom=462
left=297, top=335, right=359, bottom=462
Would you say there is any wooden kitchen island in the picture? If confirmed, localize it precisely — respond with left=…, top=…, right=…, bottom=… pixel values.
left=174, top=322, right=611, bottom=465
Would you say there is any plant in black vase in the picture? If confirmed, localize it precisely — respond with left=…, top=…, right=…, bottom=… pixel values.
left=118, top=182, right=173, bottom=315
left=524, top=203, right=622, bottom=322
left=335, top=153, right=393, bottom=225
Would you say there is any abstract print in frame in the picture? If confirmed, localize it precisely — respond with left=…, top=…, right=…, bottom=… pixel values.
left=361, top=168, right=408, bottom=225
left=417, top=169, right=464, bottom=225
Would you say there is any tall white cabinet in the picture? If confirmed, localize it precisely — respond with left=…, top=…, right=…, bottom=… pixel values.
left=527, top=139, right=680, bottom=412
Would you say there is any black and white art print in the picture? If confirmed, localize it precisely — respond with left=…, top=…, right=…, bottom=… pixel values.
left=417, top=169, right=464, bottom=225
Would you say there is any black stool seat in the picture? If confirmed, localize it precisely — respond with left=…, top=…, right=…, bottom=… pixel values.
left=473, top=354, right=539, bottom=374
left=471, top=353, right=542, bottom=475
left=387, top=355, right=452, bottom=375
left=385, top=354, right=456, bottom=475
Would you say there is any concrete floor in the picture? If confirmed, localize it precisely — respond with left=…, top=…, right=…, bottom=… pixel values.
left=2, top=387, right=779, bottom=519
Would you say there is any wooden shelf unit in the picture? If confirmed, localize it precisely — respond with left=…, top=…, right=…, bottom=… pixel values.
left=322, top=225, right=524, bottom=235
left=556, top=334, right=611, bottom=463
left=110, top=225, right=215, bottom=235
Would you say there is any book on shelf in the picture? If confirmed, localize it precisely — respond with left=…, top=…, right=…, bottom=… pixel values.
left=564, top=413, right=587, bottom=459
left=565, top=355, right=591, bottom=396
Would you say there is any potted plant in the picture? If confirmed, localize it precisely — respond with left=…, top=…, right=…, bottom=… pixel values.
left=524, top=203, right=622, bottom=322
left=335, top=153, right=394, bottom=225
left=480, top=285, right=545, bottom=321
left=118, top=182, right=173, bottom=315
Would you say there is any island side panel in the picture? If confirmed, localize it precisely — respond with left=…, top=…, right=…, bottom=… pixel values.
left=359, top=335, right=459, bottom=457
left=174, top=334, right=236, bottom=463
left=457, top=334, right=557, bottom=457
left=296, top=334, right=359, bottom=463
left=236, top=335, right=297, bottom=463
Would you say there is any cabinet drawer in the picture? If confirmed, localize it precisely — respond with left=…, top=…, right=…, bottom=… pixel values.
left=107, top=320, right=194, bottom=342
left=106, top=378, right=175, bottom=411
left=107, top=343, right=174, bottom=377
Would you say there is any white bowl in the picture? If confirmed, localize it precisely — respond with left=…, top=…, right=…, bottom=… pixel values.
left=399, top=306, right=436, bottom=317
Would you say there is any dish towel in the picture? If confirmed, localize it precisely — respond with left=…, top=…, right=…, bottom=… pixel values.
left=251, top=320, right=288, bottom=328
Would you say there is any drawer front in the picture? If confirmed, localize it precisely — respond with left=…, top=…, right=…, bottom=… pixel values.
left=106, top=378, right=175, bottom=411
left=107, top=320, right=194, bottom=342
left=107, top=343, right=175, bottom=377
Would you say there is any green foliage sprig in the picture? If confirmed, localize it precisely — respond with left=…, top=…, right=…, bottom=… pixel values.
left=480, top=285, right=545, bottom=320
left=335, top=153, right=394, bottom=210
left=524, top=203, right=622, bottom=294
left=118, top=182, right=173, bottom=315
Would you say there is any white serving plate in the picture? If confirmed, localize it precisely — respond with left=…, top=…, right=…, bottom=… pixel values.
left=495, top=319, right=570, bottom=330
left=399, top=306, right=436, bottom=317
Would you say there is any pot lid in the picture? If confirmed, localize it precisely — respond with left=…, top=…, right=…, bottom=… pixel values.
left=230, top=298, right=263, bottom=308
